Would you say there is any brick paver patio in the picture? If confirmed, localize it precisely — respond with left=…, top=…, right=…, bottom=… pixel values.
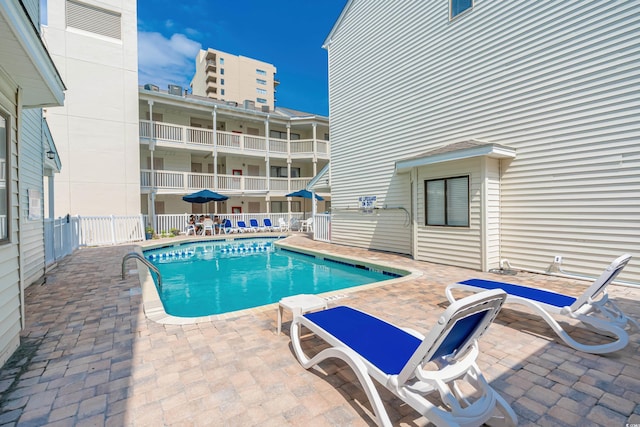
left=1, top=235, right=639, bottom=426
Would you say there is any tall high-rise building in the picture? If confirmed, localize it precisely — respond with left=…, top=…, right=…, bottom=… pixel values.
left=190, top=48, right=279, bottom=111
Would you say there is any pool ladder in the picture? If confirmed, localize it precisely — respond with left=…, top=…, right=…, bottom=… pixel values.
left=121, top=252, right=162, bottom=288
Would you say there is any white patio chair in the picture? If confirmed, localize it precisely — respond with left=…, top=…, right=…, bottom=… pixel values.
left=202, top=218, right=214, bottom=236
left=278, top=218, right=290, bottom=232
left=301, top=217, right=314, bottom=232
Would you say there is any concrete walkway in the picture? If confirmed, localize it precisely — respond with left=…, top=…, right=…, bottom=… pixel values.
left=1, top=235, right=639, bottom=426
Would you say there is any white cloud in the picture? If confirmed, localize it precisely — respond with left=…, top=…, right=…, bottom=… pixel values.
left=138, top=32, right=202, bottom=91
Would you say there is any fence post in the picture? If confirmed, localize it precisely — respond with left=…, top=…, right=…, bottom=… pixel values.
left=140, top=214, right=145, bottom=241
left=110, top=214, right=117, bottom=245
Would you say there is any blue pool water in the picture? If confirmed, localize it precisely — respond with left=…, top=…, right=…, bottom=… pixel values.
left=144, top=238, right=400, bottom=317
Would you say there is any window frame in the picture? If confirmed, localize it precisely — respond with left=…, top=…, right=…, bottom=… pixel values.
left=424, top=175, right=470, bottom=227
left=0, top=108, right=10, bottom=244
left=450, top=0, right=473, bottom=20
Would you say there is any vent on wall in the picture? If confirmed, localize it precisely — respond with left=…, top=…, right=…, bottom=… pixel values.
left=66, top=0, right=121, bottom=40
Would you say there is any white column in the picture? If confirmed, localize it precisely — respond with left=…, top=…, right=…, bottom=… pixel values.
left=148, top=100, right=156, bottom=231
left=265, top=115, right=270, bottom=191
left=286, top=123, right=292, bottom=191
left=312, top=122, right=317, bottom=176
left=212, top=106, right=218, bottom=189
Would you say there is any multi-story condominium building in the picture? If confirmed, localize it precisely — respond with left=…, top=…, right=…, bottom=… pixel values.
left=41, top=0, right=140, bottom=216
left=139, top=86, right=330, bottom=219
left=190, top=48, right=279, bottom=111
left=324, top=0, right=639, bottom=284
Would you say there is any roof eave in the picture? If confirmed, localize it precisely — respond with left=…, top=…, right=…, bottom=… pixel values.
left=322, top=0, right=355, bottom=50
left=395, top=144, right=516, bottom=174
left=0, top=0, right=66, bottom=108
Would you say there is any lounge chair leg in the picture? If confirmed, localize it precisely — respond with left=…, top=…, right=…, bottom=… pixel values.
left=291, top=322, right=393, bottom=427
left=486, top=392, right=518, bottom=427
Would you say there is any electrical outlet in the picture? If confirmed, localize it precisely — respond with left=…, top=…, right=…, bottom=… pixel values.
left=554, top=255, right=563, bottom=263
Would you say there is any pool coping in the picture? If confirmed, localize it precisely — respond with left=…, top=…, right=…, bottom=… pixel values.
left=134, top=235, right=423, bottom=325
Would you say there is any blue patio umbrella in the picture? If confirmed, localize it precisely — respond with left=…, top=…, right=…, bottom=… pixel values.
left=286, top=189, right=324, bottom=220
left=182, top=189, right=228, bottom=203
left=285, top=189, right=324, bottom=201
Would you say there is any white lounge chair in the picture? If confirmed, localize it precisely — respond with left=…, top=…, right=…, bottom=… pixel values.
left=249, top=218, right=262, bottom=232
left=446, top=254, right=637, bottom=354
left=263, top=218, right=277, bottom=231
left=222, top=219, right=235, bottom=234
left=236, top=220, right=253, bottom=233
left=291, top=289, right=517, bottom=427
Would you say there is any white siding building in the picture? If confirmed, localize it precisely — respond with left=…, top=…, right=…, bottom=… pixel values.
left=324, top=0, right=640, bottom=284
left=0, top=0, right=65, bottom=366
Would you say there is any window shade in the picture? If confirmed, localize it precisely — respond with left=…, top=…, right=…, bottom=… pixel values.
left=447, top=177, right=469, bottom=226
left=427, top=180, right=445, bottom=225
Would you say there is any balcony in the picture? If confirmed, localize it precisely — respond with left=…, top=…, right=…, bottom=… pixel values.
left=205, top=59, right=216, bottom=72
left=139, top=120, right=330, bottom=160
left=140, top=169, right=311, bottom=195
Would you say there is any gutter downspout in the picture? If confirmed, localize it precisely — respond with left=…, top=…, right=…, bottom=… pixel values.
left=16, top=87, right=26, bottom=329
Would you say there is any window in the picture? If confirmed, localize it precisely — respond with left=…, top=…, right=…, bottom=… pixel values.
left=220, top=68, right=224, bottom=75
left=451, top=0, right=473, bottom=19
left=256, top=98, right=267, bottom=104
left=220, top=78, right=224, bottom=85
left=425, top=176, right=469, bottom=227
left=221, top=89, right=225, bottom=96
left=256, top=69, right=266, bottom=76
left=219, top=58, right=224, bottom=65
left=271, top=201, right=300, bottom=213
left=270, top=130, right=300, bottom=140
left=0, top=110, right=9, bottom=242
left=256, top=78, right=267, bottom=85
left=40, top=0, right=48, bottom=25
left=270, top=166, right=300, bottom=178
left=256, top=88, right=266, bottom=95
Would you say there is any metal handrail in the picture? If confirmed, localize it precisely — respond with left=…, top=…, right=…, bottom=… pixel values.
left=122, top=252, right=162, bottom=288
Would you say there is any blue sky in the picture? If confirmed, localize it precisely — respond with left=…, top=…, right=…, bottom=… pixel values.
left=137, top=1, right=348, bottom=116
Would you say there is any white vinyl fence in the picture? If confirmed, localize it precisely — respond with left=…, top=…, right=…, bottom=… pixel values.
left=313, top=213, right=331, bottom=243
left=79, top=215, right=145, bottom=246
left=149, top=212, right=309, bottom=234
left=44, top=212, right=331, bottom=266
left=45, top=214, right=145, bottom=266
left=44, top=216, right=81, bottom=265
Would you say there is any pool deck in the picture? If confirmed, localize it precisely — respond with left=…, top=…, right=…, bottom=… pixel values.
left=1, top=234, right=639, bottom=426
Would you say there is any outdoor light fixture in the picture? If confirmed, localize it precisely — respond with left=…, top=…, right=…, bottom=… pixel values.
left=46, top=150, right=55, bottom=160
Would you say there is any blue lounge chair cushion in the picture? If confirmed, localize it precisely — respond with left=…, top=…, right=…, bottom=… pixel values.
left=459, top=279, right=576, bottom=308
left=304, top=306, right=421, bottom=375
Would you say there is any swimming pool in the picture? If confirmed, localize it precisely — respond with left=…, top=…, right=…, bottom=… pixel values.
left=143, top=238, right=404, bottom=318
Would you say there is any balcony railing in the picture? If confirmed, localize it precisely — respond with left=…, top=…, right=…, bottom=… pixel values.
left=139, top=120, right=329, bottom=159
left=141, top=170, right=310, bottom=194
